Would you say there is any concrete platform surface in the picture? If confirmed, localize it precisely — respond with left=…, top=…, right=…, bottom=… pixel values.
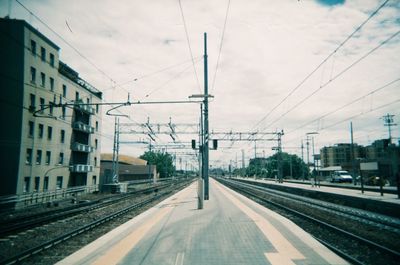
left=57, top=179, right=349, bottom=265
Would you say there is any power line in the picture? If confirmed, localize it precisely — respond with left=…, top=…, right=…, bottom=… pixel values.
left=211, top=0, right=231, bottom=93
left=286, top=77, right=400, bottom=135
left=260, top=29, right=400, bottom=132
left=139, top=57, right=203, bottom=101
left=118, top=57, right=201, bottom=86
left=322, top=98, right=400, bottom=131
left=251, top=0, right=390, bottom=130
left=178, top=0, right=202, bottom=93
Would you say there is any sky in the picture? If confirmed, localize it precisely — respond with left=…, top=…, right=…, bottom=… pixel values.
left=1, top=0, right=399, bottom=170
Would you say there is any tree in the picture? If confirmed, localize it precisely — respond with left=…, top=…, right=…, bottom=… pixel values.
left=245, top=153, right=307, bottom=179
left=140, top=151, right=175, bottom=178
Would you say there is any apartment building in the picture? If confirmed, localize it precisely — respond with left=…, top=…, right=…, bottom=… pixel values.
left=0, top=18, right=102, bottom=197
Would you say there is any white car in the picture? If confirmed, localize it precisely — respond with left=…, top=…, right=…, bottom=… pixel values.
left=330, top=171, right=353, bottom=183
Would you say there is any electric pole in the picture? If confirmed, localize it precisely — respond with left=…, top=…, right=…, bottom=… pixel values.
left=203, top=32, right=210, bottom=200
left=382, top=114, right=397, bottom=144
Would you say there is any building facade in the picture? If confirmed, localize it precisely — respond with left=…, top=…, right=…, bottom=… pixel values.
left=100, top=154, right=158, bottom=188
left=0, top=18, right=102, bottom=197
left=320, top=140, right=400, bottom=184
left=320, top=143, right=363, bottom=168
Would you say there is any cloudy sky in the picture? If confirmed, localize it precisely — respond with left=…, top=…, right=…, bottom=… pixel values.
left=1, top=0, right=399, bottom=169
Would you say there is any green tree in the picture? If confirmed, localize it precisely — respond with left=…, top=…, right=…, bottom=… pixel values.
left=140, top=151, right=175, bottom=178
left=245, top=153, right=307, bottom=179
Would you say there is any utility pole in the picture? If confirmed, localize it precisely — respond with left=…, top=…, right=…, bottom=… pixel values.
left=306, top=137, right=310, bottom=180
left=111, top=117, right=120, bottom=183
left=301, top=140, right=304, bottom=181
left=254, top=140, right=257, bottom=158
left=276, top=130, right=284, bottom=183
left=242, top=149, right=245, bottom=177
left=350, top=122, right=356, bottom=185
left=203, top=32, right=210, bottom=200
left=382, top=114, right=397, bottom=144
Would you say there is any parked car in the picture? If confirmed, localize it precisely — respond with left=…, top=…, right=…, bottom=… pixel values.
left=330, top=170, right=353, bottom=183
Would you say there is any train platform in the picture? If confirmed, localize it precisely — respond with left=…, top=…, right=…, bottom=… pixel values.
left=235, top=177, right=400, bottom=205
left=57, top=179, right=349, bottom=265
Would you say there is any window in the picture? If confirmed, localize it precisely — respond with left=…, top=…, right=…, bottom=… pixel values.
left=50, top=77, right=54, bottom=91
left=60, top=130, right=65, bottom=143
left=26, top=148, right=32, bottom=164
left=58, top=152, right=64, bottom=165
left=75, top=92, right=79, bottom=101
left=47, top=126, right=53, bottom=140
left=43, top=176, right=49, bottom=191
left=49, top=102, right=54, bottom=116
left=95, top=139, right=98, bottom=149
left=38, top=124, right=44, bottom=138
left=96, top=104, right=99, bottom=114
left=61, top=106, right=66, bottom=120
left=34, top=176, right=40, bottom=192
left=50, top=53, right=55, bottom=67
left=30, top=67, right=36, bottom=83
left=41, top=46, right=46, bottom=62
left=40, top=72, right=45, bottom=87
left=56, top=176, right=63, bottom=189
left=31, top=40, right=36, bottom=55
left=30, top=93, right=35, bottom=110
left=45, top=151, right=51, bottom=165
left=24, top=177, right=30, bottom=193
left=94, top=157, right=97, bottom=167
left=92, top=175, right=97, bottom=185
left=62, top=84, right=67, bottom=97
left=40, top=97, right=45, bottom=113
left=95, top=121, right=99, bottom=132
left=28, top=121, right=34, bottom=137
left=36, top=150, right=42, bottom=164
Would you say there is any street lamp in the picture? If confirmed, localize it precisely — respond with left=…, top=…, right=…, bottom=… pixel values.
left=306, top=132, right=319, bottom=186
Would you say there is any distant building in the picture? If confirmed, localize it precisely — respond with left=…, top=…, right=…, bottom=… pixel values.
left=100, top=154, right=158, bottom=187
left=0, top=18, right=102, bottom=197
left=320, top=140, right=400, bottom=184
left=320, top=143, right=364, bottom=169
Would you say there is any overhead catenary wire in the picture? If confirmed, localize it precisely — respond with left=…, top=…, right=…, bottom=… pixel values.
left=211, top=0, right=231, bottom=93
left=286, top=77, right=400, bottom=135
left=178, top=0, right=202, bottom=93
left=140, top=57, right=203, bottom=101
left=251, top=0, right=390, bottom=130
left=259, top=29, right=400, bottom=133
left=117, top=57, right=202, bottom=87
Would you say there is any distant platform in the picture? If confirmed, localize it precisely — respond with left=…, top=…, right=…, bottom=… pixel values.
left=235, top=177, right=400, bottom=205
left=58, top=179, right=349, bottom=265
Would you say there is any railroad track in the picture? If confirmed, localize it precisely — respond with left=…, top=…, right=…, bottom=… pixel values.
left=216, top=177, right=400, bottom=265
left=0, top=179, right=194, bottom=265
left=0, top=183, right=170, bottom=237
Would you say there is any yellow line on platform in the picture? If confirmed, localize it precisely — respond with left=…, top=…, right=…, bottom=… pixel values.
left=91, top=186, right=193, bottom=265
left=215, top=181, right=305, bottom=264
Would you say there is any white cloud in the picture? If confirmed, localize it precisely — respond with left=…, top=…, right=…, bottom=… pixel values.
left=1, top=0, right=399, bottom=168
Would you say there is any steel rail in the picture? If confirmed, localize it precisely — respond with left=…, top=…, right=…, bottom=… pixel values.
left=0, top=180, right=193, bottom=265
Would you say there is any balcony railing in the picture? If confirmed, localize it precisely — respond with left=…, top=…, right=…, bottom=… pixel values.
left=72, top=121, right=94, bottom=134
left=74, top=100, right=95, bottom=115
left=69, top=164, right=94, bottom=173
left=71, top=142, right=94, bottom=153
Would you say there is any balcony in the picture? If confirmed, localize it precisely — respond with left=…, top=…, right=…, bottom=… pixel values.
left=69, top=164, right=93, bottom=173
left=71, top=142, right=94, bottom=153
left=73, top=121, right=94, bottom=134
left=74, top=100, right=95, bottom=115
